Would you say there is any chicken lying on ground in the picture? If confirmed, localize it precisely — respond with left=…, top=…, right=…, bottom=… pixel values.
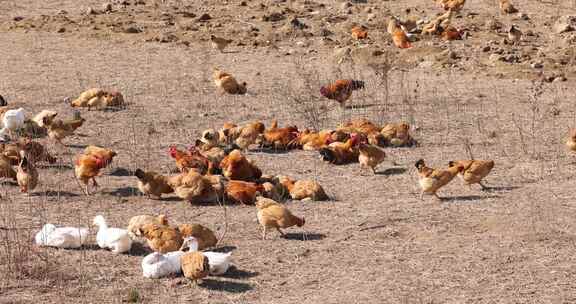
left=213, top=68, right=247, bottom=95
left=338, top=119, right=385, bottom=147
left=320, top=79, right=365, bottom=108
left=139, top=223, right=183, bottom=254
left=179, top=243, right=210, bottom=285
left=381, top=122, right=416, bottom=147
left=168, top=145, right=212, bottom=174
left=177, top=224, right=218, bottom=250
left=220, top=150, right=262, bottom=181
left=448, top=160, right=495, bottom=190
left=566, top=129, right=576, bottom=152
left=16, top=152, right=38, bottom=194
left=70, top=88, right=125, bottom=110
left=127, top=214, right=168, bottom=239
left=288, top=129, right=334, bottom=151
left=167, top=169, right=223, bottom=204
left=277, top=176, right=329, bottom=201
left=75, top=146, right=116, bottom=195
left=422, top=9, right=454, bottom=36
left=499, top=0, right=518, bottom=14
left=1, top=138, right=57, bottom=165
left=134, top=168, right=174, bottom=199
left=258, top=120, right=299, bottom=150
left=319, top=134, right=361, bottom=165
left=415, top=159, right=463, bottom=200
left=351, top=26, right=368, bottom=39
left=219, top=121, right=266, bottom=150
left=225, top=180, right=265, bottom=205
left=43, top=112, right=85, bottom=146
left=358, top=143, right=386, bottom=174
left=0, top=154, right=16, bottom=181
left=255, top=197, right=305, bottom=240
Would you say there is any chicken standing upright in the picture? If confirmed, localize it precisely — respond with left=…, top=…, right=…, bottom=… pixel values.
left=134, top=169, right=174, bottom=199
left=448, top=160, right=495, bottom=190
left=75, top=146, right=116, bottom=195
left=210, top=35, right=233, bottom=52
left=320, top=79, right=365, bottom=108
left=16, top=152, right=38, bottom=194
left=358, top=143, right=386, bottom=174
left=508, top=25, right=522, bottom=44
left=415, top=159, right=463, bottom=200
left=44, top=112, right=85, bottom=146
left=255, top=197, right=305, bottom=240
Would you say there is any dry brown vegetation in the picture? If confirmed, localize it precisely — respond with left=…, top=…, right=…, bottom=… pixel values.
left=2, top=0, right=576, bottom=303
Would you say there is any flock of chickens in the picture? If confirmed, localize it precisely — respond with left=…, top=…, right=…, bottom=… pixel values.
left=0, top=0, right=548, bottom=286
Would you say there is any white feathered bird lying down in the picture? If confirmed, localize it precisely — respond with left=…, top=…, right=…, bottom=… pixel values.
left=93, top=215, right=133, bottom=254
left=1, top=107, right=25, bottom=138
left=35, top=224, right=89, bottom=249
left=142, top=251, right=186, bottom=279
left=180, top=236, right=232, bottom=276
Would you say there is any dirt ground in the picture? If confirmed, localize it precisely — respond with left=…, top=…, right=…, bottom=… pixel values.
left=2, top=0, right=576, bottom=303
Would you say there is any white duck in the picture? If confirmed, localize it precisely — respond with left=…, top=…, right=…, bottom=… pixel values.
left=1, top=107, right=25, bottom=137
left=34, top=223, right=89, bottom=249
left=180, top=236, right=232, bottom=275
left=141, top=251, right=186, bottom=279
left=93, top=215, right=132, bottom=254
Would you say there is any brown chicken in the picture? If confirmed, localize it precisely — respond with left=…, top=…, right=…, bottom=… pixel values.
left=566, top=129, right=576, bottom=152
left=422, top=9, right=454, bottom=35
left=499, top=0, right=518, bottom=14
left=225, top=180, right=265, bottom=205
left=438, top=0, right=466, bottom=11
left=219, top=122, right=266, bottom=150
left=16, top=153, right=38, bottom=194
left=351, top=26, right=368, bottom=39
left=177, top=224, right=218, bottom=250
left=255, top=197, right=305, bottom=240
left=213, top=68, right=247, bottom=95
left=74, top=147, right=117, bottom=195
left=167, top=170, right=222, bottom=204
left=127, top=214, right=168, bottom=239
left=289, top=129, right=334, bottom=151
left=320, top=79, right=365, bottom=108
left=139, top=223, right=183, bottom=254
left=448, top=160, right=495, bottom=190
left=338, top=119, right=385, bottom=146
left=278, top=176, right=329, bottom=201
left=319, top=135, right=361, bottom=165
left=415, top=159, right=463, bottom=200
left=358, top=143, right=386, bottom=174
left=180, top=251, right=210, bottom=284
left=220, top=150, right=262, bottom=181
left=0, top=154, right=16, bottom=181
left=381, top=122, right=415, bottom=147
left=44, top=114, right=85, bottom=146
left=388, top=19, right=412, bottom=49
left=1, top=139, right=56, bottom=166
left=169, top=146, right=211, bottom=174
left=134, top=169, right=174, bottom=199
left=259, top=120, right=299, bottom=150
left=441, top=26, right=463, bottom=41
left=71, top=88, right=124, bottom=110
left=210, top=35, right=233, bottom=52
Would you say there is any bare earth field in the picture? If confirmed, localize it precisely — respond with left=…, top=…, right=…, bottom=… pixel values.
left=2, top=0, right=576, bottom=303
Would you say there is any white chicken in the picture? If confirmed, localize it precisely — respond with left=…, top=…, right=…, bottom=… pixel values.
left=93, top=215, right=132, bottom=254
left=1, top=108, right=25, bottom=138
left=34, top=224, right=89, bottom=249
left=180, top=236, right=232, bottom=275
left=141, top=251, right=186, bottom=279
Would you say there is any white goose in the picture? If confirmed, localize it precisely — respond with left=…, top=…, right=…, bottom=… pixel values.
left=34, top=223, right=89, bottom=249
left=141, top=251, right=186, bottom=279
left=93, top=215, right=132, bottom=254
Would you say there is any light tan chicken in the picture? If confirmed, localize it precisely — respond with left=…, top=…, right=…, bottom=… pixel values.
left=31, top=110, right=57, bottom=128
left=448, top=160, right=495, bottom=190
left=213, top=68, right=247, bottom=95
left=220, top=150, right=262, bottom=181
left=415, top=159, right=463, bottom=200
left=44, top=114, right=85, bottom=146
left=255, top=197, right=305, bottom=240
left=0, top=154, right=17, bottom=181
left=566, top=129, right=576, bottom=152
left=381, top=122, right=415, bottom=147
left=219, top=122, right=266, bottom=150
left=70, top=88, right=124, bottom=110
left=134, top=168, right=174, bottom=199
left=358, top=143, right=386, bottom=174
left=16, top=152, right=38, bottom=194
left=139, top=223, right=183, bottom=254
left=210, top=35, right=233, bottom=52
left=499, top=0, right=518, bottom=14
left=75, top=147, right=117, bottom=195
left=180, top=251, right=210, bottom=284
left=127, top=214, right=168, bottom=239
left=177, top=224, right=218, bottom=250
left=437, top=0, right=466, bottom=12
left=277, top=176, right=329, bottom=201
left=422, top=9, right=454, bottom=35
left=167, top=170, right=222, bottom=204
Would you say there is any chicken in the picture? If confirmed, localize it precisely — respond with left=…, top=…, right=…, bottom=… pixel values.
left=255, top=197, right=305, bottom=240
left=380, top=122, right=416, bottom=147
left=351, top=26, right=368, bottom=39
left=438, top=0, right=466, bottom=12
left=139, top=223, right=183, bottom=254
left=320, top=79, right=365, bottom=108
left=277, top=176, right=329, bottom=201
left=127, top=214, right=168, bottom=239
left=225, top=180, right=265, bottom=205
left=213, top=68, right=247, bottom=95
left=220, top=149, right=262, bottom=181
left=319, top=135, right=361, bottom=165
left=210, top=35, right=233, bottom=52
left=448, top=160, right=495, bottom=190
left=259, top=120, right=299, bottom=150
left=508, top=25, right=522, bottom=44
left=74, top=147, right=117, bottom=195
left=358, top=143, right=386, bottom=174
left=233, top=122, right=266, bottom=150
left=199, top=129, right=219, bottom=148
left=167, top=170, right=222, bottom=204
left=16, top=152, right=38, bottom=194
left=70, top=88, right=124, bottom=110
left=180, top=237, right=232, bottom=276
left=441, top=26, right=463, bottom=41
left=388, top=19, right=412, bottom=49
left=289, top=129, right=334, bottom=151
left=31, top=110, right=58, bottom=128
left=44, top=113, right=85, bottom=146
left=422, top=9, right=454, bottom=35
left=499, top=0, right=518, bottom=14
left=134, top=168, right=174, bottom=199
left=169, top=145, right=211, bottom=174
left=1, top=138, right=56, bottom=165
left=338, top=119, right=385, bottom=146
left=566, top=129, right=576, bottom=152
left=0, top=154, right=16, bottom=181
left=180, top=249, right=210, bottom=284
left=177, top=224, right=218, bottom=250
left=415, top=159, right=463, bottom=199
